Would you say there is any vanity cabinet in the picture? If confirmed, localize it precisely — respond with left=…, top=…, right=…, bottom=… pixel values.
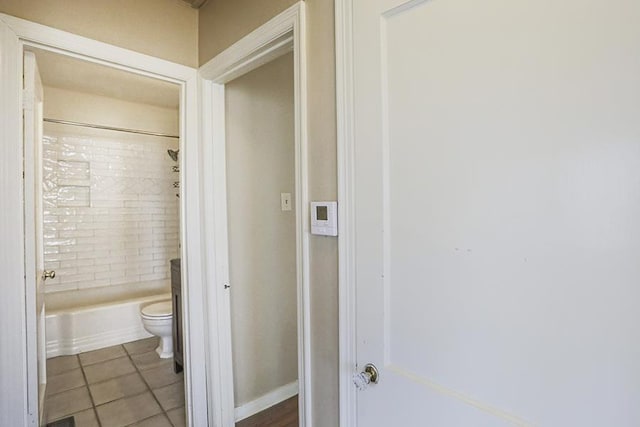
left=170, top=258, right=183, bottom=373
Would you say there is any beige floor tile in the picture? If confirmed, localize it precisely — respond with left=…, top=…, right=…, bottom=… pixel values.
left=70, top=408, right=100, bottom=427
left=45, top=386, right=93, bottom=422
left=128, top=413, right=173, bottom=427
left=47, top=355, right=80, bottom=376
left=123, top=337, right=158, bottom=355
left=166, top=406, right=186, bottom=427
left=89, top=372, right=148, bottom=405
left=47, top=368, right=86, bottom=395
left=95, top=391, right=161, bottom=427
left=130, top=349, right=170, bottom=371
left=83, top=356, right=136, bottom=384
left=79, top=345, right=127, bottom=366
left=139, top=361, right=183, bottom=389
left=152, top=381, right=185, bottom=411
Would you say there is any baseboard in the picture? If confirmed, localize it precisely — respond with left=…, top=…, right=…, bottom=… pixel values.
left=234, top=380, right=298, bottom=422
left=46, top=325, right=151, bottom=358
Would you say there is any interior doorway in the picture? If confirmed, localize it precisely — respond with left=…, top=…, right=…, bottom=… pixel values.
left=0, top=12, right=208, bottom=426
left=198, top=3, right=310, bottom=426
left=225, top=52, right=299, bottom=426
left=25, top=46, right=187, bottom=426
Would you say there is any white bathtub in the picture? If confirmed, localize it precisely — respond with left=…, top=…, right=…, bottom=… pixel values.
left=46, top=293, right=170, bottom=358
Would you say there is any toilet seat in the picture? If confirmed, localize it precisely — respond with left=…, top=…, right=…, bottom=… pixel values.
left=140, top=299, right=174, bottom=358
left=141, top=300, right=172, bottom=319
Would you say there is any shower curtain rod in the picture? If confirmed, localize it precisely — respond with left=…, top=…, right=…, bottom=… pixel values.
left=43, top=118, right=180, bottom=139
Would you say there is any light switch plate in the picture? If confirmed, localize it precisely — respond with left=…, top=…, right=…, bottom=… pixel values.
left=281, top=193, right=292, bottom=211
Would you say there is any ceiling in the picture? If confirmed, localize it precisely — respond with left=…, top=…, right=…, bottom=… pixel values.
left=29, top=47, right=180, bottom=109
left=182, top=0, right=209, bottom=8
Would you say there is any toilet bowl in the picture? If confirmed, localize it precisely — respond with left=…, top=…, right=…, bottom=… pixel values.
left=140, top=300, right=173, bottom=358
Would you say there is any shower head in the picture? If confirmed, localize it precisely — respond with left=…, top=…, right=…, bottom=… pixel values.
left=167, top=149, right=179, bottom=162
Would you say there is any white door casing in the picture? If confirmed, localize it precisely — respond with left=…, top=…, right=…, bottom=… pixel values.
left=199, top=3, right=310, bottom=426
left=23, top=50, right=46, bottom=426
left=339, top=0, right=640, bottom=425
left=0, top=17, right=29, bottom=427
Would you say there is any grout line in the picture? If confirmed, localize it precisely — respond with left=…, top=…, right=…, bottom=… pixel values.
left=124, top=338, right=186, bottom=427
left=43, top=356, right=87, bottom=424
left=44, top=367, right=87, bottom=398
left=78, top=349, right=131, bottom=368
left=124, top=338, right=178, bottom=425
left=47, top=363, right=139, bottom=399
left=78, top=344, right=165, bottom=387
left=84, top=370, right=136, bottom=388
left=93, top=388, right=153, bottom=408
left=76, top=353, right=103, bottom=427
left=48, top=339, right=183, bottom=426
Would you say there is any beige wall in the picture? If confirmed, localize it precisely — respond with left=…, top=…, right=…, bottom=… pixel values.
left=198, top=0, right=298, bottom=63
left=43, top=87, right=179, bottom=137
left=226, top=53, right=298, bottom=406
left=303, top=3, right=339, bottom=425
left=200, top=1, right=339, bottom=425
left=0, top=0, right=198, bottom=67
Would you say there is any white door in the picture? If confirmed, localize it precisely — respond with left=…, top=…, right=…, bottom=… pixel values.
left=23, top=50, right=47, bottom=426
left=351, top=0, right=640, bottom=425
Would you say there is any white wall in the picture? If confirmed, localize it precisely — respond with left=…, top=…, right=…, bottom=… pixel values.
left=225, top=53, right=298, bottom=407
left=42, top=87, right=179, bottom=309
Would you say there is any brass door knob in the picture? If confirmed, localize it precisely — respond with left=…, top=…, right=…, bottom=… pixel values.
left=43, top=270, right=56, bottom=280
left=361, top=363, right=379, bottom=384
left=353, top=363, right=380, bottom=390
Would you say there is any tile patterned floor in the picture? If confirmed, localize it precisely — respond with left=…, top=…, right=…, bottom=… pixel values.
left=45, top=337, right=185, bottom=427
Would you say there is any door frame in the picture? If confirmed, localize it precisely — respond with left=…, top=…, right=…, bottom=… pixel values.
left=198, top=3, right=310, bottom=426
left=23, top=49, right=46, bottom=425
left=335, top=0, right=358, bottom=426
left=0, top=14, right=209, bottom=426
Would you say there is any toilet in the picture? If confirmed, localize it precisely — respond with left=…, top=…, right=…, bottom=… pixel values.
left=140, top=300, right=173, bottom=358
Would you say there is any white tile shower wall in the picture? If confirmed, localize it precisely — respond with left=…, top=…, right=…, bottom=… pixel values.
left=42, top=131, right=180, bottom=294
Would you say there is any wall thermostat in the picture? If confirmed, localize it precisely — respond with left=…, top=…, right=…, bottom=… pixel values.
left=310, top=201, right=338, bottom=236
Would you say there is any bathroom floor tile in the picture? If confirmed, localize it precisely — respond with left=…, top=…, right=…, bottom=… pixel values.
left=68, top=408, right=100, bottom=427
left=152, top=381, right=185, bottom=411
left=45, top=386, right=93, bottom=422
left=83, top=356, right=136, bottom=384
left=130, top=349, right=170, bottom=371
left=139, top=361, right=183, bottom=390
left=79, top=344, right=127, bottom=366
left=44, top=338, right=186, bottom=427
left=95, top=391, right=162, bottom=427
left=89, top=372, right=148, bottom=405
left=166, top=406, right=186, bottom=427
left=128, top=413, right=173, bottom=427
left=123, top=337, right=158, bottom=356
left=47, top=368, right=86, bottom=395
left=47, top=355, right=80, bottom=376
